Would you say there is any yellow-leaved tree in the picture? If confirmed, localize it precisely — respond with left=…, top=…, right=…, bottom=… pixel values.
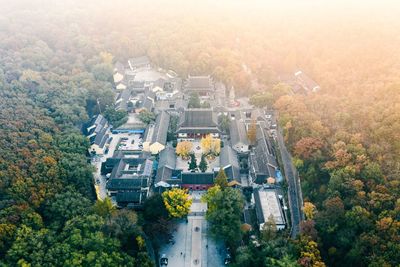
left=304, top=201, right=316, bottom=220
left=176, top=141, right=193, bottom=160
left=162, top=188, right=192, bottom=218
left=200, top=134, right=221, bottom=156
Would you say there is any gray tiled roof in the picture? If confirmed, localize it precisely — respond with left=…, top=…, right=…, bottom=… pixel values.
left=85, top=115, right=110, bottom=147
left=116, top=191, right=147, bottom=204
left=230, top=119, right=249, bottom=146
left=185, top=75, right=213, bottom=89
left=155, top=146, right=178, bottom=183
left=106, top=178, right=149, bottom=191
left=110, top=158, right=153, bottom=180
left=150, top=111, right=170, bottom=145
left=142, top=93, right=155, bottom=111
left=250, top=125, right=278, bottom=183
left=295, top=71, right=320, bottom=92
left=177, top=109, right=219, bottom=132
left=114, top=61, right=125, bottom=74
left=128, top=56, right=150, bottom=68
left=115, top=88, right=132, bottom=111
left=220, top=145, right=240, bottom=181
left=130, top=81, right=145, bottom=90
left=181, top=172, right=214, bottom=185
left=158, top=146, right=176, bottom=169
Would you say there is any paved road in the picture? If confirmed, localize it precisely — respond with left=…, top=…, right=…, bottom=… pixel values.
left=159, top=191, right=225, bottom=267
left=276, top=125, right=304, bottom=238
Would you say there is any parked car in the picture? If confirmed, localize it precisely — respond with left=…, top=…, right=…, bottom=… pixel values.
left=160, top=254, right=168, bottom=266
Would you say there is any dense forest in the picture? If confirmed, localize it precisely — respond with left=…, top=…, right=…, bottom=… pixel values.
left=0, top=0, right=399, bottom=266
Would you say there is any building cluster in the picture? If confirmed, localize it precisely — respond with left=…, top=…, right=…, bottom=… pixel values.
left=83, top=56, right=287, bottom=230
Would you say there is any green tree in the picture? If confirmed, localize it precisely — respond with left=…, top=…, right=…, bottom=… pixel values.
left=142, top=195, right=173, bottom=250
left=104, top=107, right=128, bottom=128
left=143, top=194, right=169, bottom=221
left=92, top=63, right=113, bottom=82
left=188, top=153, right=198, bottom=171
left=43, top=190, right=91, bottom=228
left=138, top=110, right=156, bottom=124
left=199, top=154, right=208, bottom=172
left=188, top=92, right=201, bottom=108
left=201, top=185, right=221, bottom=214
left=261, top=215, right=277, bottom=241
left=204, top=187, right=244, bottom=249
left=249, top=92, right=273, bottom=108
left=215, top=168, right=228, bottom=189
left=219, top=114, right=231, bottom=134
left=93, top=197, right=116, bottom=218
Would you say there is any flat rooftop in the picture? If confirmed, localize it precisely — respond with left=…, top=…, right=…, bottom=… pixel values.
left=255, top=188, right=285, bottom=229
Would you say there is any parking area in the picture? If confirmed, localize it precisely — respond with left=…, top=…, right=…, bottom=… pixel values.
left=159, top=191, right=226, bottom=267
left=117, top=133, right=143, bottom=151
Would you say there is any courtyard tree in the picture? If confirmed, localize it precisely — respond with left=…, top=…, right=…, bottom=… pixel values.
left=176, top=141, right=193, bottom=159
left=188, top=153, right=198, bottom=171
left=138, top=110, right=156, bottom=124
left=162, top=188, right=192, bottom=218
left=247, top=119, right=257, bottom=145
left=188, top=92, right=201, bottom=108
left=104, top=107, right=128, bottom=128
left=215, top=168, right=228, bottom=189
left=200, top=134, right=221, bottom=157
left=199, top=154, right=208, bottom=172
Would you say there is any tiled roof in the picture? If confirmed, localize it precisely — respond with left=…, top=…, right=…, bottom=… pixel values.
left=230, top=119, right=249, bottom=146
left=106, top=178, right=149, bottom=191
left=181, top=172, right=214, bottom=185
left=116, top=191, right=147, bottom=204
left=185, top=75, right=213, bottom=89
left=220, top=145, right=240, bottom=182
left=128, top=56, right=150, bottom=69
left=177, top=109, right=219, bottom=130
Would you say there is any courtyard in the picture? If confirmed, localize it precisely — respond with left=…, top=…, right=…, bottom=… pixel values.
left=175, top=141, right=221, bottom=172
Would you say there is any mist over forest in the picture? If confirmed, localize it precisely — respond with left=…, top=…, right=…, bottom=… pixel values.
left=0, top=1, right=399, bottom=266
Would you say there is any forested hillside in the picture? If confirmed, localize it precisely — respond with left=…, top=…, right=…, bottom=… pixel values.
left=0, top=3, right=153, bottom=265
left=0, top=0, right=399, bottom=266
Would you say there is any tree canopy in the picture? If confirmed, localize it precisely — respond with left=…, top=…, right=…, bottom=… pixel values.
left=162, top=188, right=192, bottom=218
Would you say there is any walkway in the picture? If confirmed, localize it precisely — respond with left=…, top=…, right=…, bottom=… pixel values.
left=159, top=191, right=225, bottom=267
